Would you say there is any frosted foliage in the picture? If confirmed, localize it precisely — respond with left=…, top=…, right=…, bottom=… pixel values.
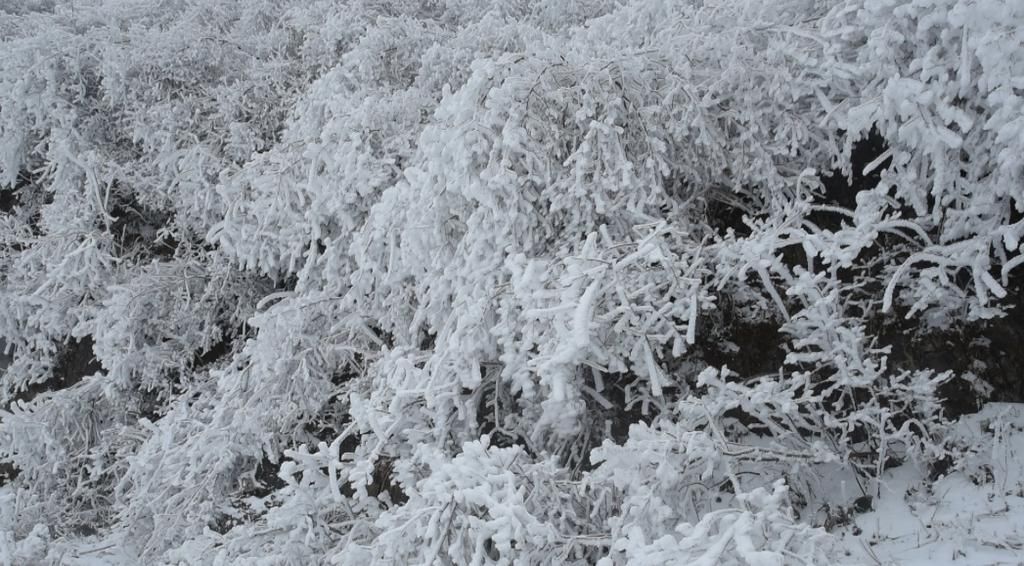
left=827, top=0, right=1024, bottom=321
left=0, top=0, right=1021, bottom=564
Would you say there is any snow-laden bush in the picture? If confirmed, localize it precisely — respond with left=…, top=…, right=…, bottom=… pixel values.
left=826, top=0, right=1024, bottom=323
left=1, top=0, right=1022, bottom=564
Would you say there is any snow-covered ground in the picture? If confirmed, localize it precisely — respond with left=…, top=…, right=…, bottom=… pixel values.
left=838, top=403, right=1024, bottom=565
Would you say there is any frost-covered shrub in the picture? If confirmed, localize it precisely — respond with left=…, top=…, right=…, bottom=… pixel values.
left=825, top=0, right=1024, bottom=323
left=0, top=523, right=50, bottom=566
left=1, top=0, right=1022, bottom=564
left=335, top=437, right=602, bottom=564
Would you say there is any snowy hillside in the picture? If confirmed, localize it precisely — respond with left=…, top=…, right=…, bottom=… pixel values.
left=1, top=0, right=1023, bottom=564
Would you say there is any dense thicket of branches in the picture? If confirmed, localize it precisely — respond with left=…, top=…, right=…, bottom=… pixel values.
left=1, top=0, right=1022, bottom=563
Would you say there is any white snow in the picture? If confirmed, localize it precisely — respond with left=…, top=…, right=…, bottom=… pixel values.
left=838, top=403, right=1024, bottom=565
